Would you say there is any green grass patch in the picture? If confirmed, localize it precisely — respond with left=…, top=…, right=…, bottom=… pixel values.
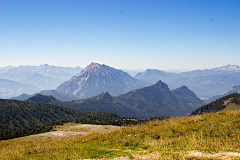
left=219, top=103, right=240, bottom=112
left=1, top=111, right=240, bottom=159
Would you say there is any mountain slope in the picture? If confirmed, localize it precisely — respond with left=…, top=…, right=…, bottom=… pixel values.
left=31, top=81, right=205, bottom=118
left=71, top=92, right=144, bottom=118
left=25, top=93, right=144, bottom=118
left=206, top=85, right=240, bottom=103
left=171, top=86, right=206, bottom=110
left=39, top=90, right=78, bottom=101
left=2, top=110, right=240, bottom=159
left=25, top=94, right=64, bottom=105
left=0, top=98, right=119, bottom=131
left=116, top=81, right=203, bottom=117
left=191, top=93, right=240, bottom=115
left=56, top=62, right=147, bottom=99
left=9, top=90, right=78, bottom=102
left=9, top=93, right=32, bottom=101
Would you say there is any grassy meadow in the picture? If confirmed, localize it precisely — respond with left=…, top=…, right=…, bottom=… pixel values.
left=0, top=110, right=240, bottom=159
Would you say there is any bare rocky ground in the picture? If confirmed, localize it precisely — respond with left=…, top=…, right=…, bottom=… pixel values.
left=184, top=151, right=240, bottom=159
left=31, top=124, right=121, bottom=137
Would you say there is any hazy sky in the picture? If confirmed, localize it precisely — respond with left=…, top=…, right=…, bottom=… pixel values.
left=1, top=0, right=240, bottom=70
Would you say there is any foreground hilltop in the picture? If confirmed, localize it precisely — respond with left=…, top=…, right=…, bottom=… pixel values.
left=1, top=109, right=239, bottom=159
left=56, top=62, right=147, bottom=99
left=191, top=93, right=240, bottom=115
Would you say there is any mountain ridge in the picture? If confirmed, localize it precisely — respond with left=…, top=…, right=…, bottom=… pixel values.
left=57, top=62, right=148, bottom=99
left=29, top=81, right=205, bottom=118
left=0, top=79, right=41, bottom=99
left=191, top=93, right=240, bottom=115
left=134, top=65, right=240, bottom=98
left=0, top=64, right=83, bottom=92
left=9, top=90, right=78, bottom=102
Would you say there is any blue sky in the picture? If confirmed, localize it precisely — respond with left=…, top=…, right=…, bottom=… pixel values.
left=1, top=0, right=240, bottom=70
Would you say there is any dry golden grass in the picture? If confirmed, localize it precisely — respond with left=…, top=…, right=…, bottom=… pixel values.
left=219, top=103, right=240, bottom=112
left=1, top=111, right=240, bottom=159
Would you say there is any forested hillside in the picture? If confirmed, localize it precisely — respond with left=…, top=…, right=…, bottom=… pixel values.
left=191, top=93, right=240, bottom=115
left=0, top=99, right=119, bottom=139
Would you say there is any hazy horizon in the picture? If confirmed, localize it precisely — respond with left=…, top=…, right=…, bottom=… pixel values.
left=1, top=63, right=239, bottom=73
left=1, top=0, right=240, bottom=70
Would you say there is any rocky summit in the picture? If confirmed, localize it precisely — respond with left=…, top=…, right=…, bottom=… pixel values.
left=56, top=62, right=147, bottom=99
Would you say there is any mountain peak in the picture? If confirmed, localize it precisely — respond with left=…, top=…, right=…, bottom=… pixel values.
left=97, top=92, right=113, bottom=100
left=146, top=69, right=159, bottom=72
left=217, top=65, right=240, bottom=71
left=39, top=64, right=50, bottom=68
left=141, top=69, right=166, bottom=75
left=231, top=85, right=240, bottom=92
left=178, top=86, right=189, bottom=90
left=57, top=63, right=146, bottom=99
left=86, top=62, right=101, bottom=69
left=73, top=62, right=103, bottom=77
left=155, top=80, right=169, bottom=90
left=26, top=94, right=59, bottom=104
left=134, top=69, right=172, bottom=84
left=171, top=86, right=197, bottom=98
left=156, top=80, right=163, bottom=84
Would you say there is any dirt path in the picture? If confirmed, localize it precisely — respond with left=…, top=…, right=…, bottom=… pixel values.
left=184, top=151, right=240, bottom=159
left=31, top=124, right=121, bottom=137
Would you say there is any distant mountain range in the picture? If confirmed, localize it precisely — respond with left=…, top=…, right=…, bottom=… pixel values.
left=27, top=81, right=205, bottom=118
left=134, top=69, right=175, bottom=84
left=179, top=65, right=240, bottom=77
left=134, top=65, right=240, bottom=98
left=0, top=64, right=83, bottom=79
left=206, top=85, right=240, bottom=103
left=0, top=79, right=42, bottom=99
left=0, top=64, right=82, bottom=99
left=9, top=90, right=78, bottom=102
left=1, top=63, right=240, bottom=100
left=0, top=64, right=82, bottom=90
left=56, top=62, right=148, bottom=99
